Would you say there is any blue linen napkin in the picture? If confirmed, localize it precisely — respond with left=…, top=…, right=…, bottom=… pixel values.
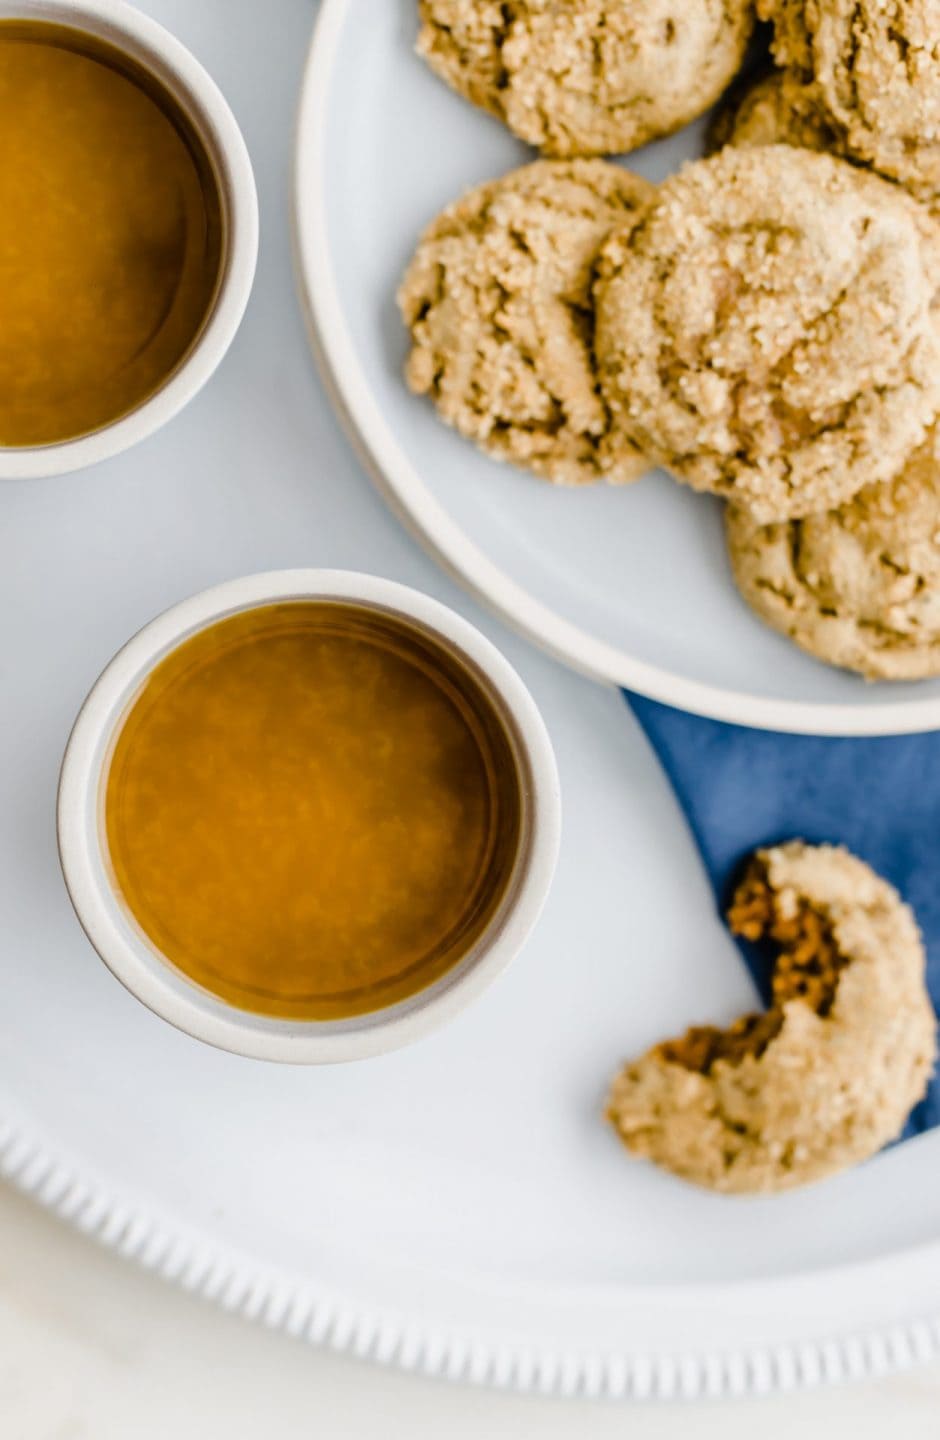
left=625, top=692, right=940, bottom=1136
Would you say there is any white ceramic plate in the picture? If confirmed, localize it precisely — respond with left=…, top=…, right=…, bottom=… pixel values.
left=6, top=0, right=940, bottom=1406
left=294, top=0, right=940, bottom=736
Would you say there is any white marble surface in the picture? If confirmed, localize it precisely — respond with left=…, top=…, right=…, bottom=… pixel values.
left=1, top=1181, right=939, bottom=1436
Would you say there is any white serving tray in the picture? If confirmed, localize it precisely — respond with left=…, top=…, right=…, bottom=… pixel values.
left=4, top=0, right=940, bottom=1403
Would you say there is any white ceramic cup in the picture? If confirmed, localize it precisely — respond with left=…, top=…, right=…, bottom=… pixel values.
left=0, top=0, right=258, bottom=480
left=57, top=571, right=562, bottom=1063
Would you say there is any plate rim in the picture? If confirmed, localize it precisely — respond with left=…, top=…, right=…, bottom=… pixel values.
left=293, top=0, right=940, bottom=739
left=6, top=1100, right=940, bottom=1401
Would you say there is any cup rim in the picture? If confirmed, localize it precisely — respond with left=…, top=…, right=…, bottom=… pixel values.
left=57, top=571, right=562, bottom=1063
left=0, top=0, right=258, bottom=480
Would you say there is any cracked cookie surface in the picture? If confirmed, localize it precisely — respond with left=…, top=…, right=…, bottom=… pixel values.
left=607, top=842, right=936, bottom=1194
left=397, top=159, right=652, bottom=486
left=416, top=0, right=754, bottom=157
left=756, top=0, right=815, bottom=69
left=710, top=65, right=940, bottom=238
left=708, top=68, right=841, bottom=155
left=759, top=0, right=940, bottom=197
left=594, top=145, right=940, bottom=522
left=727, top=426, right=940, bottom=679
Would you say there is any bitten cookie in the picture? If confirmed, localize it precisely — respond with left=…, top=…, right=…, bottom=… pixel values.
left=594, top=146, right=940, bottom=522
left=727, top=428, right=940, bottom=680
left=759, top=0, right=940, bottom=198
left=397, top=159, right=653, bottom=486
left=416, top=0, right=754, bottom=158
left=607, top=843, right=936, bottom=1194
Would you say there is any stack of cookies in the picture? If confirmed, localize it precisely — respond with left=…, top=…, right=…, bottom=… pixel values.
left=399, top=0, right=940, bottom=682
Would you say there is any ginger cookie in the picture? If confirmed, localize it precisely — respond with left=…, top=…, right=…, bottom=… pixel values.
left=594, top=146, right=940, bottom=522
left=416, top=0, right=754, bottom=158
left=607, top=843, right=936, bottom=1194
left=415, top=0, right=507, bottom=121
left=727, top=427, right=940, bottom=680
left=756, top=0, right=814, bottom=69
left=759, top=0, right=940, bottom=198
left=708, top=68, right=840, bottom=156
left=398, top=159, right=652, bottom=486
left=709, top=66, right=940, bottom=239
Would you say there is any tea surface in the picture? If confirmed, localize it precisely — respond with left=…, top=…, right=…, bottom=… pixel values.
left=105, top=603, right=522, bottom=1019
left=0, top=22, right=223, bottom=446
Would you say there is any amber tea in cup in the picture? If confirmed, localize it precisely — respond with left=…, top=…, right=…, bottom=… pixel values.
left=103, top=602, right=525, bottom=1021
left=0, top=20, right=223, bottom=447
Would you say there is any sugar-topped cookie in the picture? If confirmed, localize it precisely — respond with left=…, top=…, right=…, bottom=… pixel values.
left=416, top=0, right=754, bottom=158
left=727, top=428, right=940, bottom=680
left=708, top=68, right=840, bottom=156
left=595, top=146, right=940, bottom=522
left=607, top=843, right=936, bottom=1194
left=759, top=0, right=940, bottom=198
left=398, top=159, right=652, bottom=485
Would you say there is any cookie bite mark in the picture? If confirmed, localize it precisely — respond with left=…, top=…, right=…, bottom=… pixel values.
left=657, top=1009, right=785, bottom=1072
left=594, top=146, right=940, bottom=521
left=398, top=159, right=653, bottom=485
left=727, top=858, right=849, bottom=1014
left=607, top=842, right=937, bottom=1193
left=661, top=856, right=848, bottom=1078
